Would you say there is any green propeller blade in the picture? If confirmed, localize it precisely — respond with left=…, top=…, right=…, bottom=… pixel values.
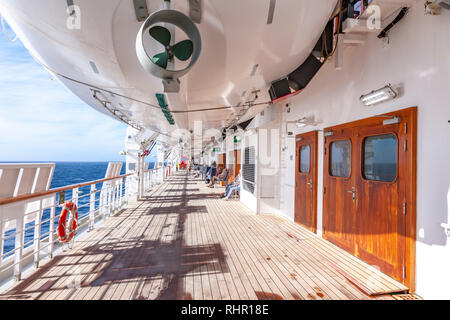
left=173, top=40, right=194, bottom=61
left=149, top=26, right=171, bottom=47
left=152, top=52, right=168, bottom=69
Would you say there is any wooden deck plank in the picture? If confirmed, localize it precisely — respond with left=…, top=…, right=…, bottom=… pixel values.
left=207, top=198, right=297, bottom=300
left=19, top=214, right=119, bottom=300
left=270, top=216, right=408, bottom=294
left=207, top=199, right=271, bottom=300
left=246, top=212, right=364, bottom=300
left=0, top=172, right=409, bottom=300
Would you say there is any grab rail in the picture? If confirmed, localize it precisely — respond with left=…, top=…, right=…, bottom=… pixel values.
left=0, top=173, right=133, bottom=206
left=0, top=166, right=172, bottom=284
left=0, top=173, right=134, bottom=282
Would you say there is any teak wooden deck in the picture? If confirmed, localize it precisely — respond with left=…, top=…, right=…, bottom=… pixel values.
left=0, top=172, right=409, bottom=300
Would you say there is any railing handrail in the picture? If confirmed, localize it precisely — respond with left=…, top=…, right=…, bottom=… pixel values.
left=0, top=173, right=134, bottom=206
left=0, top=163, right=56, bottom=168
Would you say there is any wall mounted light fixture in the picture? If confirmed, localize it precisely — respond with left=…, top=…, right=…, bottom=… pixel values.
left=360, top=84, right=398, bottom=106
left=295, top=116, right=318, bottom=127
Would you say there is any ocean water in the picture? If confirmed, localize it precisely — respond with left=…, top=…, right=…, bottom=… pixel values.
left=1, top=162, right=153, bottom=256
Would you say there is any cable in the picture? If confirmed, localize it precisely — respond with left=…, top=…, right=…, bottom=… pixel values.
left=27, top=48, right=270, bottom=115
left=325, top=0, right=343, bottom=61
left=1, top=14, right=18, bottom=42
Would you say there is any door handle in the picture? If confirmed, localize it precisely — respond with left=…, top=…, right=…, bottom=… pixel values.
left=307, top=181, right=313, bottom=189
left=347, top=187, right=356, bottom=200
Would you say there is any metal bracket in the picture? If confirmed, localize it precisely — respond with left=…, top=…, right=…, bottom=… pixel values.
left=382, top=116, right=402, bottom=126
left=163, top=78, right=180, bottom=93
left=189, top=0, right=202, bottom=23
left=133, top=0, right=149, bottom=22
left=58, top=191, right=66, bottom=205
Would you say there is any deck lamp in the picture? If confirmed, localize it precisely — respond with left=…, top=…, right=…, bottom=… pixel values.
left=295, top=116, right=317, bottom=128
left=360, top=84, right=398, bottom=106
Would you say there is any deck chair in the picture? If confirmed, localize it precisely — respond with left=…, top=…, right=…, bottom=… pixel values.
left=212, top=168, right=228, bottom=186
left=0, top=163, right=55, bottom=262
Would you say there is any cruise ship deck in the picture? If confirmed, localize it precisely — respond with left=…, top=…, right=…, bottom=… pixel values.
left=0, top=172, right=412, bottom=300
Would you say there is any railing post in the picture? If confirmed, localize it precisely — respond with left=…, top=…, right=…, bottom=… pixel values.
left=33, top=200, right=43, bottom=268
left=118, top=178, right=123, bottom=209
left=101, top=187, right=107, bottom=220
left=14, top=216, right=24, bottom=281
left=111, top=183, right=116, bottom=215
left=99, top=187, right=104, bottom=216
left=114, top=182, right=119, bottom=212
left=89, top=184, right=96, bottom=231
left=48, top=203, right=55, bottom=259
left=73, top=187, right=79, bottom=208
left=107, top=185, right=113, bottom=217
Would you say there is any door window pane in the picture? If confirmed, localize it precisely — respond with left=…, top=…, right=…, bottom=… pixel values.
left=299, top=145, right=310, bottom=173
left=330, top=140, right=351, bottom=178
left=363, top=134, right=397, bottom=182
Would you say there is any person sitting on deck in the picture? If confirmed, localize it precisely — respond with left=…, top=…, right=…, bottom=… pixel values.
left=205, top=162, right=216, bottom=183
left=204, top=165, right=211, bottom=182
left=193, top=163, right=201, bottom=178
left=223, top=173, right=240, bottom=200
left=208, top=167, right=228, bottom=188
left=199, top=164, right=207, bottom=179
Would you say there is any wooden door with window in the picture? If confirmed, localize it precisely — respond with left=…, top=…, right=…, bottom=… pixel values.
left=323, top=127, right=357, bottom=252
left=294, top=131, right=318, bottom=233
left=323, top=107, right=417, bottom=290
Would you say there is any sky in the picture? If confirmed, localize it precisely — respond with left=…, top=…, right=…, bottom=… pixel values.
left=0, top=21, right=128, bottom=162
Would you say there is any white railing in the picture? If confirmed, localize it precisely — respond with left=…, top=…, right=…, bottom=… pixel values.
left=0, top=173, right=132, bottom=283
left=0, top=165, right=173, bottom=285
left=143, top=166, right=171, bottom=191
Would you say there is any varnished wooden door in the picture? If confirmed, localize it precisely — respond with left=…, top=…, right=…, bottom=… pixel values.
left=294, top=131, right=318, bottom=233
left=234, top=150, right=241, bottom=176
left=355, top=123, right=405, bottom=282
left=323, top=128, right=357, bottom=252
left=217, top=153, right=226, bottom=170
left=323, top=107, right=417, bottom=290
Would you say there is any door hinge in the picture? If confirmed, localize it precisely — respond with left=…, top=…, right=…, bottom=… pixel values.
left=404, top=140, right=407, bottom=152
left=323, top=187, right=326, bottom=194
left=404, top=122, right=407, bottom=134
left=403, top=202, right=406, bottom=216
left=403, top=266, right=406, bottom=279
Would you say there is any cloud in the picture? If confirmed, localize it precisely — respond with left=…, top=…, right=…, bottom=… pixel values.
left=0, top=23, right=127, bottom=161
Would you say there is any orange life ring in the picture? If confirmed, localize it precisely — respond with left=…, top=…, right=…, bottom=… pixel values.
left=58, top=202, right=78, bottom=243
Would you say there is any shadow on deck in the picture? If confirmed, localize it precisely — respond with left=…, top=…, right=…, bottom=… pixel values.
left=0, top=172, right=408, bottom=300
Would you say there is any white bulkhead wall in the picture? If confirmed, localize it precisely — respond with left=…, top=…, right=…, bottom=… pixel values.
left=240, top=105, right=283, bottom=214
left=266, top=5, right=450, bottom=299
left=240, top=130, right=259, bottom=213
